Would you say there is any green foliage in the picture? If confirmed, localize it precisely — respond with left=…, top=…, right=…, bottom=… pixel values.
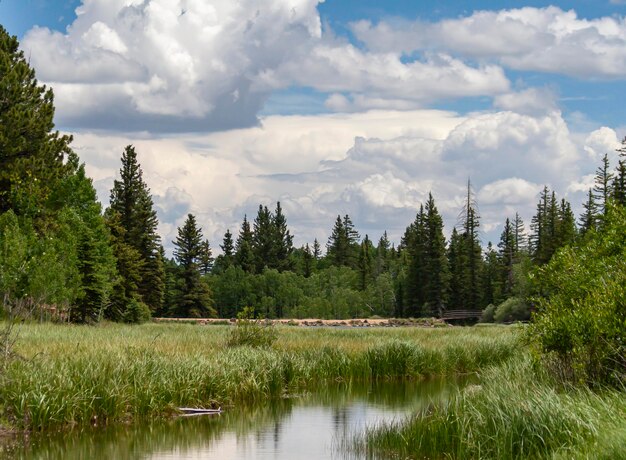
left=123, top=298, right=152, bottom=324
left=481, top=304, right=496, bottom=323
left=528, top=203, right=626, bottom=386
left=493, top=297, right=530, bottom=323
left=226, top=306, right=278, bottom=348
left=107, top=145, right=164, bottom=315
left=360, top=357, right=626, bottom=460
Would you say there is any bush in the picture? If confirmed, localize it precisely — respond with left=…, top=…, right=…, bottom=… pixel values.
left=528, top=204, right=626, bottom=387
left=227, top=306, right=278, bottom=348
left=494, top=297, right=530, bottom=323
left=123, top=298, right=152, bottom=324
left=481, top=304, right=496, bottom=323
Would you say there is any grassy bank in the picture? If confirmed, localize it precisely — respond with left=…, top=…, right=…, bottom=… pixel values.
left=357, top=357, right=626, bottom=459
left=0, top=322, right=518, bottom=432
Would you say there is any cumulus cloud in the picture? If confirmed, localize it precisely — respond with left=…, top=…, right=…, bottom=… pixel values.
left=352, top=6, right=626, bottom=79
left=22, top=0, right=512, bottom=131
left=73, top=107, right=605, bottom=252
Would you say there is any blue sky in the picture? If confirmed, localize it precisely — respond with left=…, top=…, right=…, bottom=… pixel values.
left=1, top=0, right=625, bottom=250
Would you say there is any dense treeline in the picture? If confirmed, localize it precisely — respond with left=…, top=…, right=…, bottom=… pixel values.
left=2, top=25, right=626, bottom=322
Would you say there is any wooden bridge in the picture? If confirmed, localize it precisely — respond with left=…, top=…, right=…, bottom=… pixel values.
left=440, top=309, right=482, bottom=322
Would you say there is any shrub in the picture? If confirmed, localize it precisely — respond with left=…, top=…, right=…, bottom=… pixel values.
left=481, top=304, right=496, bottom=323
left=528, top=203, right=626, bottom=387
left=494, top=297, right=530, bottom=323
left=227, top=306, right=278, bottom=348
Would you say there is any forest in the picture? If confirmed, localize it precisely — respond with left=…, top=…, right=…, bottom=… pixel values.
left=2, top=25, right=626, bottom=325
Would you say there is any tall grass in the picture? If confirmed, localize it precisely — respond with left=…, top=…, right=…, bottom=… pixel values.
left=0, top=322, right=519, bottom=431
left=357, top=357, right=626, bottom=459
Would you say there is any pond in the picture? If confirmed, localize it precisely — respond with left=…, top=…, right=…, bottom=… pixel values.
left=6, top=377, right=467, bottom=459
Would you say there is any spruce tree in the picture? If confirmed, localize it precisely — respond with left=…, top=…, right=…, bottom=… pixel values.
left=198, top=239, right=214, bottom=275
left=423, top=193, right=448, bottom=314
left=482, top=242, right=501, bottom=307
left=593, top=153, right=613, bottom=221
left=498, top=218, right=515, bottom=297
left=458, top=180, right=483, bottom=310
left=302, top=243, right=314, bottom=278
left=272, top=202, right=293, bottom=271
left=579, top=189, right=598, bottom=236
left=0, top=26, right=72, bottom=217
left=614, top=139, right=626, bottom=207
left=405, top=206, right=426, bottom=316
left=235, top=216, right=255, bottom=273
left=447, top=227, right=463, bottom=310
left=107, top=145, right=164, bottom=314
left=358, top=235, right=373, bottom=291
left=172, top=214, right=215, bottom=317
left=312, top=239, right=322, bottom=260
left=327, top=215, right=348, bottom=266
left=252, top=205, right=274, bottom=272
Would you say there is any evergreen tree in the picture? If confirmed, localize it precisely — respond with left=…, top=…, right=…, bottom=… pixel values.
left=358, top=235, right=373, bottom=291
left=272, top=201, right=293, bottom=271
left=447, top=227, right=463, bottom=310
left=302, top=243, right=314, bottom=278
left=404, top=206, right=426, bottom=316
left=0, top=26, right=72, bottom=217
left=312, top=239, right=322, bottom=260
left=375, top=231, right=390, bottom=276
left=252, top=205, right=274, bottom=272
left=555, top=198, right=577, bottom=248
left=172, top=214, right=215, bottom=317
left=593, top=153, right=613, bottom=221
left=326, top=214, right=360, bottom=268
left=614, top=138, right=626, bottom=207
left=579, top=189, right=598, bottom=236
left=483, top=242, right=501, bottom=307
left=458, top=180, right=483, bottom=310
left=498, top=218, right=515, bottom=297
left=198, top=239, right=214, bottom=275
left=235, top=216, right=255, bottom=273
left=513, top=213, right=527, bottom=255
left=423, top=193, right=448, bottom=314
left=107, top=145, right=164, bottom=314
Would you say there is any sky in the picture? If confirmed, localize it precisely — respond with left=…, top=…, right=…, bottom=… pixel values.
left=1, top=0, right=626, bottom=254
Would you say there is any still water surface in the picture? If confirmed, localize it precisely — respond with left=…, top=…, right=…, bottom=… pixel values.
left=11, top=378, right=465, bottom=459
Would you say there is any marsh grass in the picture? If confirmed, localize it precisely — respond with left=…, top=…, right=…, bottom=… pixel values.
left=357, top=357, right=626, bottom=459
left=0, top=322, right=518, bottom=431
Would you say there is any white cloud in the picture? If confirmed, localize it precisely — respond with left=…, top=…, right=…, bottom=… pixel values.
left=73, top=108, right=600, bottom=252
left=493, top=87, right=558, bottom=116
left=22, top=0, right=510, bottom=131
left=352, top=6, right=626, bottom=79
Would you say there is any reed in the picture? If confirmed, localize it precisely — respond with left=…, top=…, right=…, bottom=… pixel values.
left=0, top=322, right=519, bottom=431
left=358, top=357, right=626, bottom=459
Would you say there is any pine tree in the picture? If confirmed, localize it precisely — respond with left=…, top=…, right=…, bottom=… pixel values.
left=272, top=202, right=293, bottom=271
left=498, top=218, right=515, bottom=297
left=614, top=138, right=626, bottom=207
left=198, top=239, right=214, bottom=275
left=405, top=206, right=426, bottom=316
left=235, top=216, right=255, bottom=273
left=313, top=239, right=321, bottom=260
left=107, top=145, right=164, bottom=314
left=447, top=227, right=463, bottom=310
left=0, top=26, right=72, bottom=217
left=358, top=235, right=373, bottom=291
left=482, top=242, right=501, bottom=307
left=593, top=153, right=613, bottom=221
left=375, top=231, right=390, bottom=276
left=252, top=205, right=274, bottom=272
left=327, top=215, right=349, bottom=266
left=302, top=243, right=314, bottom=278
left=172, top=214, right=215, bottom=317
left=555, top=198, right=577, bottom=248
left=513, top=213, right=527, bottom=255
left=458, top=180, right=483, bottom=310
left=423, top=193, right=448, bottom=315
left=579, top=189, right=598, bottom=236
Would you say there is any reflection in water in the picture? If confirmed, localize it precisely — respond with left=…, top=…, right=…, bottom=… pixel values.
left=7, top=377, right=468, bottom=459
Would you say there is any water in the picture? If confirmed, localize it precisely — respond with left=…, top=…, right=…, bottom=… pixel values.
left=7, top=378, right=465, bottom=459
